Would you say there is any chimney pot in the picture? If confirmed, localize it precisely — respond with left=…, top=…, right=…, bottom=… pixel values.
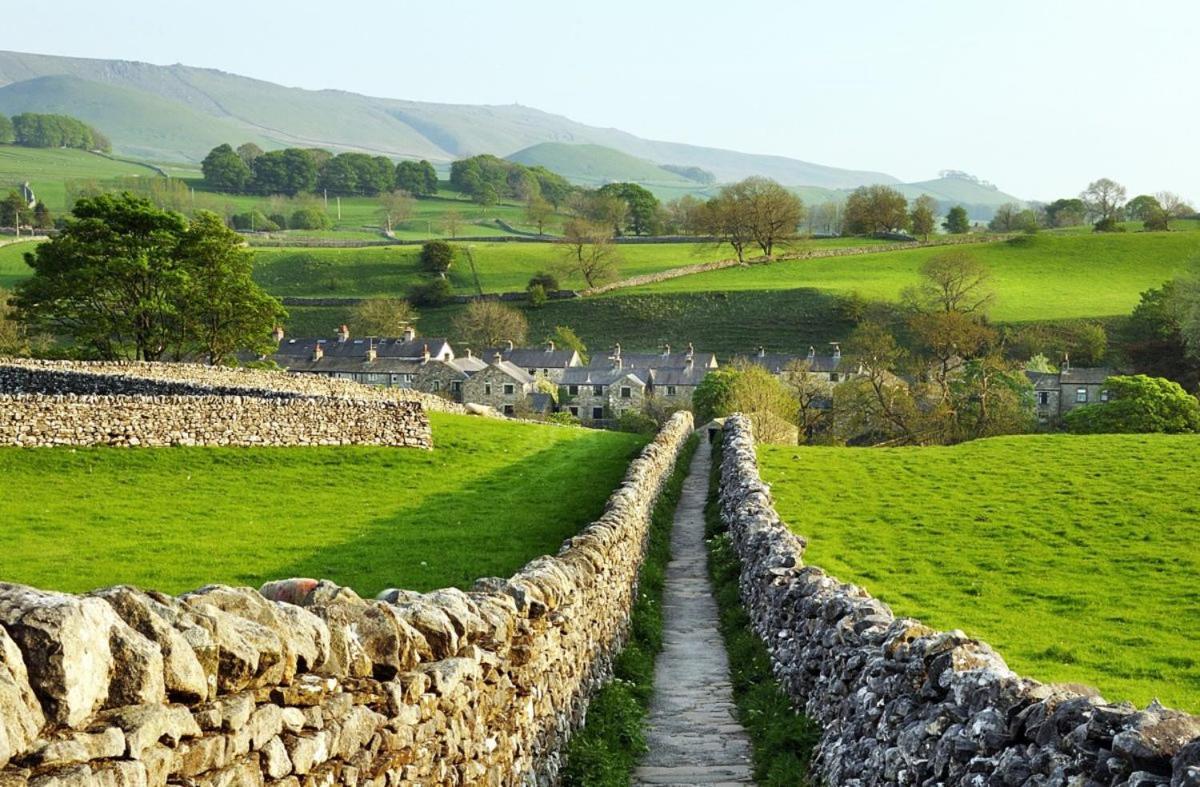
left=366, top=338, right=377, bottom=363
left=466, top=348, right=473, bottom=359
left=547, top=340, right=555, bottom=352
left=758, top=346, right=766, bottom=357
left=403, top=326, right=415, bottom=342
left=273, top=325, right=285, bottom=343
left=494, top=352, right=503, bottom=366
left=423, top=343, right=430, bottom=363
left=663, top=344, right=670, bottom=356
left=312, top=342, right=324, bottom=361
left=337, top=324, right=350, bottom=343
left=507, top=340, right=514, bottom=351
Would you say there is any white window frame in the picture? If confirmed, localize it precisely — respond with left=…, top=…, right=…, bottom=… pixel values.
left=1076, top=388, right=1088, bottom=403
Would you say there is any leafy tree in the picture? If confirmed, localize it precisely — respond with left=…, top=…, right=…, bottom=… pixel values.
left=452, top=300, right=528, bottom=347
left=1081, top=177, right=1126, bottom=224
left=10, top=113, right=108, bottom=151
left=530, top=166, right=573, bottom=209
left=550, top=325, right=588, bottom=364
left=32, top=201, right=52, bottom=229
left=1064, top=375, right=1200, bottom=434
left=176, top=211, right=286, bottom=363
left=1, top=190, right=29, bottom=228
left=289, top=207, right=331, bottom=230
left=408, top=278, right=452, bottom=307
left=236, top=142, right=264, bottom=167
left=692, top=367, right=740, bottom=424
left=377, top=190, right=414, bottom=234
left=1143, top=208, right=1171, bottom=232
left=558, top=219, right=619, bottom=287
left=694, top=190, right=754, bottom=262
left=0, top=115, right=13, bottom=144
left=905, top=251, right=994, bottom=314
left=420, top=240, right=455, bottom=273
left=350, top=298, right=417, bottom=336
left=1126, top=194, right=1162, bottom=221
left=0, top=287, right=32, bottom=355
left=525, top=196, right=553, bottom=234
left=721, top=177, right=804, bottom=258
left=942, top=205, right=970, bottom=234
left=909, top=195, right=936, bottom=241
left=843, top=185, right=909, bottom=235
left=1156, top=191, right=1194, bottom=219
left=1125, top=280, right=1197, bottom=388
left=395, top=160, right=438, bottom=196
left=988, top=203, right=1023, bottom=232
left=441, top=208, right=463, bottom=239
left=252, top=149, right=318, bottom=196
left=201, top=144, right=252, bottom=193
left=230, top=210, right=279, bottom=232
left=597, top=183, right=662, bottom=236
left=1044, top=198, right=1087, bottom=228
left=527, top=283, right=547, bottom=308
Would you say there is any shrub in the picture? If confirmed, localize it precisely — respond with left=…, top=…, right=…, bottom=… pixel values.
left=528, top=271, right=559, bottom=291
left=420, top=240, right=455, bottom=273
left=1093, top=217, right=1126, bottom=233
left=1064, top=375, right=1200, bottom=434
left=289, top=207, right=331, bottom=230
left=527, top=283, right=547, bottom=309
left=268, top=213, right=289, bottom=231
left=617, top=409, right=659, bottom=435
left=546, top=411, right=580, bottom=426
left=408, top=278, right=453, bottom=307
left=230, top=210, right=279, bottom=232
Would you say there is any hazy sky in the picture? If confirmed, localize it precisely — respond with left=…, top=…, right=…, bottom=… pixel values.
left=5, top=0, right=1197, bottom=201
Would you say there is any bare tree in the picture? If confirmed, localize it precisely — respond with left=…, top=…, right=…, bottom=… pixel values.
left=1081, top=178, right=1127, bottom=222
left=695, top=191, right=754, bottom=263
left=558, top=218, right=620, bottom=287
left=442, top=208, right=462, bottom=239
left=376, top=190, right=414, bottom=235
left=1156, top=191, right=1195, bottom=218
left=351, top=298, right=417, bottom=337
left=780, top=359, right=832, bottom=443
left=452, top=300, right=529, bottom=347
left=904, top=250, right=995, bottom=315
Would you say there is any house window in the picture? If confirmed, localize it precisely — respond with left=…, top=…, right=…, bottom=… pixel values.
left=543, top=368, right=549, bottom=375
left=485, top=382, right=492, bottom=396
left=666, top=385, right=677, bottom=396
left=568, top=385, right=579, bottom=396
left=1100, top=389, right=1110, bottom=402
left=592, top=407, right=604, bottom=420
left=1076, top=388, right=1088, bottom=403
left=451, top=381, right=462, bottom=393
left=504, top=383, right=515, bottom=395
left=528, top=369, right=536, bottom=376
left=503, top=404, right=514, bottom=415
left=593, top=385, right=604, bottom=396
left=433, top=380, right=441, bottom=391
left=620, top=386, right=632, bottom=399
left=569, top=406, right=579, bottom=417
left=830, top=372, right=840, bottom=383
left=1037, top=391, right=1050, bottom=406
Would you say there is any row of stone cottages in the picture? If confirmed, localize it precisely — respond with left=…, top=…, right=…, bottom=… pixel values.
left=269, top=326, right=1110, bottom=425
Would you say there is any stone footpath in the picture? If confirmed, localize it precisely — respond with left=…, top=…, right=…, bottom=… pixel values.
left=633, top=442, right=755, bottom=786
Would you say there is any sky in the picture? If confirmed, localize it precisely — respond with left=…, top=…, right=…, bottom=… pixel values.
left=3, top=0, right=1197, bottom=202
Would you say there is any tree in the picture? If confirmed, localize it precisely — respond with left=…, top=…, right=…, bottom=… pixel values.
left=1044, top=198, right=1086, bottom=228
left=351, top=298, right=417, bottom=337
left=780, top=360, right=832, bottom=442
left=1064, top=375, right=1200, bottom=434
left=726, top=176, right=804, bottom=258
left=906, top=251, right=994, bottom=314
left=420, top=241, right=455, bottom=273
left=843, top=185, right=909, bottom=235
left=728, top=363, right=800, bottom=443
left=1081, top=177, right=1127, bottom=224
left=1156, top=191, right=1194, bottom=219
left=558, top=219, right=619, bottom=287
left=377, top=190, right=414, bottom=234
left=1125, top=194, right=1162, bottom=221
left=694, top=190, right=754, bottom=263
left=0, top=115, right=13, bottom=145
left=528, top=271, right=559, bottom=291
left=289, top=207, right=331, bottom=230
left=988, top=203, right=1024, bottom=232
left=236, top=143, right=264, bottom=167
left=176, top=211, right=286, bottom=364
left=550, top=325, right=588, bottom=364
left=1, top=191, right=28, bottom=229
left=693, top=367, right=740, bottom=424
left=32, top=201, right=51, bottom=229
left=596, top=183, right=661, bottom=236
left=201, top=144, right=252, bottom=193
left=525, top=196, right=553, bottom=235
left=408, top=278, right=452, bottom=307
left=909, top=195, right=936, bottom=241
left=251, top=149, right=318, bottom=196
left=396, top=160, right=438, bottom=196
left=942, top=205, right=970, bottom=234
left=452, top=300, right=528, bottom=347
left=441, top=209, right=462, bottom=239
left=0, top=287, right=31, bottom=355
left=1125, top=280, right=1197, bottom=389
left=1143, top=207, right=1171, bottom=232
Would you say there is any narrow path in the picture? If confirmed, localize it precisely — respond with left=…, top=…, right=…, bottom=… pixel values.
left=633, top=441, right=755, bottom=786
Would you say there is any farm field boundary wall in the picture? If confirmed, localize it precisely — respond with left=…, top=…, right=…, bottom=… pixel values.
left=717, top=414, right=1200, bottom=786
left=0, top=409, right=693, bottom=785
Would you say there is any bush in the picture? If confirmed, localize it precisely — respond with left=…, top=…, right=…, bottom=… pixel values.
left=527, top=283, right=547, bottom=309
left=1064, top=375, right=1200, bottom=434
left=289, top=207, right=332, bottom=230
left=1093, top=217, right=1126, bottom=233
left=408, top=278, right=453, bottom=307
left=268, top=213, right=289, bottom=231
left=230, top=210, right=279, bottom=232
left=528, top=271, right=559, bottom=291
left=546, top=411, right=580, bottom=426
left=420, top=240, right=455, bottom=273
left=617, top=409, right=659, bottom=435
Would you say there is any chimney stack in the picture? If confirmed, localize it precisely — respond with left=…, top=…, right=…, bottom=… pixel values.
left=663, top=344, right=670, bottom=357
left=366, top=338, right=377, bottom=363
left=272, top=325, right=285, bottom=343
left=403, top=326, right=415, bottom=342
left=546, top=340, right=555, bottom=352
left=493, top=352, right=504, bottom=366
left=613, top=342, right=622, bottom=359
left=312, top=342, right=324, bottom=361
left=1063, top=353, right=1071, bottom=371
left=423, top=343, right=431, bottom=363
left=807, top=345, right=816, bottom=361
left=337, top=324, right=350, bottom=343
left=465, top=348, right=473, bottom=359
left=507, top=340, right=515, bottom=351
left=758, top=346, right=766, bottom=358
left=614, top=356, right=623, bottom=370
left=686, top=342, right=694, bottom=361
left=831, top=342, right=841, bottom=361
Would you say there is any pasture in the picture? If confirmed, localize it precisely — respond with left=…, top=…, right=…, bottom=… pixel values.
left=0, top=412, right=647, bottom=597
left=757, top=434, right=1200, bottom=712
left=0, top=240, right=38, bottom=289
left=0, top=146, right=163, bottom=213
left=628, top=233, right=1200, bottom=322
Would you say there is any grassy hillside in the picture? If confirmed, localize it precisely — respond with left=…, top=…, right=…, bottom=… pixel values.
left=628, top=233, right=1200, bottom=322
left=0, top=50, right=900, bottom=187
left=0, top=145, right=163, bottom=212
left=757, top=435, right=1200, bottom=712
left=507, top=142, right=703, bottom=190
left=0, top=412, right=646, bottom=596
left=0, top=240, right=38, bottom=289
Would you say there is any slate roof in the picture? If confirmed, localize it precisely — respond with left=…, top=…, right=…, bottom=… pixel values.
left=1061, top=367, right=1115, bottom=385
left=449, top=356, right=488, bottom=375
left=283, top=357, right=423, bottom=375
left=739, top=350, right=849, bottom=374
left=274, top=336, right=453, bottom=362
left=585, top=348, right=718, bottom=371
left=647, top=366, right=711, bottom=387
left=560, top=367, right=648, bottom=387
left=478, top=359, right=535, bottom=385
left=478, top=346, right=581, bottom=370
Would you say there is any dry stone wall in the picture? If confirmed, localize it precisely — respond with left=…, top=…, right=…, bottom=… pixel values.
left=0, top=410, right=693, bottom=785
left=718, top=414, right=1200, bottom=787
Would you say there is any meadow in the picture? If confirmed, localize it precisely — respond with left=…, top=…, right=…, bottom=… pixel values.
left=629, top=233, right=1200, bottom=322
left=757, top=434, right=1200, bottom=712
left=0, top=412, right=646, bottom=597
left=0, top=146, right=163, bottom=213
left=0, top=240, right=38, bottom=289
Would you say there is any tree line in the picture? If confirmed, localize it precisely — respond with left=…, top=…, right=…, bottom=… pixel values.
left=0, top=112, right=111, bottom=153
left=201, top=142, right=439, bottom=198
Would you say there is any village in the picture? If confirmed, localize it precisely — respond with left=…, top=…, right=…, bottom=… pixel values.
left=269, top=324, right=1110, bottom=431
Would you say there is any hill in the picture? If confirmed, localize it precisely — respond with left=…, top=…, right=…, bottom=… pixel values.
left=506, top=142, right=703, bottom=191
left=0, top=144, right=163, bottom=213
left=0, top=49, right=898, bottom=188
left=0, top=412, right=646, bottom=596
left=757, top=433, right=1200, bottom=712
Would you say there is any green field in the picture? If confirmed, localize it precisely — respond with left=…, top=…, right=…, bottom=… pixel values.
left=630, top=233, right=1200, bottom=322
left=0, top=146, right=164, bottom=213
left=0, top=240, right=40, bottom=289
left=0, top=412, right=646, bottom=597
left=757, top=434, right=1200, bottom=711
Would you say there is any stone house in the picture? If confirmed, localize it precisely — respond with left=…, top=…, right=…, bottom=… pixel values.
left=272, top=326, right=455, bottom=388
left=559, top=362, right=649, bottom=424
left=742, top=345, right=863, bottom=387
left=478, top=341, right=582, bottom=383
left=590, top=343, right=718, bottom=373
left=645, top=363, right=711, bottom=411
left=462, top=354, right=539, bottom=416
left=1027, top=364, right=1115, bottom=424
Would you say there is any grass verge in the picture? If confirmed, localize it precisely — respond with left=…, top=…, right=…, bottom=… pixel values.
left=704, top=439, right=821, bottom=786
left=561, top=435, right=698, bottom=786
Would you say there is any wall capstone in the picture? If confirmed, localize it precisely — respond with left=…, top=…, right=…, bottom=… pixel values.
left=718, top=413, right=1200, bottom=787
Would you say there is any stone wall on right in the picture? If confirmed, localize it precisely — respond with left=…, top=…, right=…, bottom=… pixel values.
left=717, top=414, right=1200, bottom=787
